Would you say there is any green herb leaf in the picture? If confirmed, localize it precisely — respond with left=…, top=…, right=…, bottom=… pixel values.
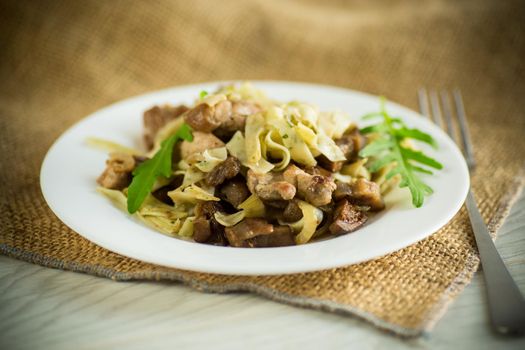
left=396, top=127, right=437, bottom=148
left=359, top=138, right=393, bottom=158
left=199, top=90, right=208, bottom=99
left=399, top=147, right=443, bottom=169
left=358, top=102, right=443, bottom=208
left=127, top=123, right=193, bottom=213
left=361, top=112, right=383, bottom=120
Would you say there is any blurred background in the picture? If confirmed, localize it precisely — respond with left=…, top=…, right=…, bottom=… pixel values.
left=1, top=0, right=524, bottom=130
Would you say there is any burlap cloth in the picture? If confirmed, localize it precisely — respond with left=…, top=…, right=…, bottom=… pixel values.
left=1, top=0, right=524, bottom=338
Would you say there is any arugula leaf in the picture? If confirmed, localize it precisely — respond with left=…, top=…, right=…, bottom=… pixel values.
left=359, top=99, right=443, bottom=208
left=126, top=123, right=193, bottom=213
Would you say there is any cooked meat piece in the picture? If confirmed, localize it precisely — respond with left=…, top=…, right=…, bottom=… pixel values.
left=316, top=132, right=355, bottom=172
left=214, top=101, right=261, bottom=139
left=246, top=169, right=296, bottom=201
left=179, top=131, right=224, bottom=160
left=348, top=178, right=385, bottom=211
left=332, top=179, right=384, bottom=211
left=184, top=101, right=232, bottom=133
left=284, top=165, right=336, bottom=206
left=333, top=181, right=353, bottom=202
left=282, top=201, right=303, bottom=222
left=347, top=128, right=367, bottom=157
left=205, top=156, right=241, bottom=187
left=281, top=163, right=303, bottom=184
left=224, top=218, right=294, bottom=247
left=258, top=182, right=296, bottom=201
left=263, top=205, right=285, bottom=222
left=97, top=168, right=131, bottom=190
left=207, top=220, right=228, bottom=246
left=108, top=152, right=135, bottom=172
left=219, top=177, right=250, bottom=207
left=244, top=225, right=295, bottom=247
left=143, top=105, right=189, bottom=150
left=232, top=101, right=261, bottom=116
left=336, top=134, right=356, bottom=160
left=213, top=115, right=246, bottom=140
left=316, top=155, right=344, bottom=172
left=193, top=201, right=228, bottom=245
left=263, top=200, right=289, bottom=209
left=247, top=165, right=335, bottom=206
left=97, top=152, right=137, bottom=190
left=296, top=173, right=337, bottom=207
left=225, top=218, right=275, bottom=247
left=193, top=217, right=212, bottom=243
left=303, top=166, right=333, bottom=178
left=195, top=201, right=224, bottom=218
left=329, top=199, right=368, bottom=235
left=316, top=128, right=368, bottom=172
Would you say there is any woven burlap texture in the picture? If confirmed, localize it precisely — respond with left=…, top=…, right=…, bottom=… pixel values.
left=1, top=0, right=524, bottom=338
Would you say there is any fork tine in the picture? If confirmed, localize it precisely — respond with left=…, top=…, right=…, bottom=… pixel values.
left=418, top=88, right=431, bottom=119
left=440, top=90, right=458, bottom=144
left=429, top=90, right=444, bottom=127
left=453, top=89, right=476, bottom=170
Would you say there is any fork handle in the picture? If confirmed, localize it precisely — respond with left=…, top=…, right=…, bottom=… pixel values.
left=465, top=190, right=525, bottom=335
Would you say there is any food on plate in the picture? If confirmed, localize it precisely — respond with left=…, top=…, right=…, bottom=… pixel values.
left=94, top=83, right=442, bottom=247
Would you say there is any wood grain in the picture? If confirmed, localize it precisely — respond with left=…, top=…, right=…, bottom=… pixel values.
left=0, top=191, right=524, bottom=350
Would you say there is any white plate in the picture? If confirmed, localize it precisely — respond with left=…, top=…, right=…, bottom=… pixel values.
left=40, top=81, right=469, bottom=275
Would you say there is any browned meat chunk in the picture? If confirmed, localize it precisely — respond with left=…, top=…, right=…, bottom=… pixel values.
left=193, top=201, right=227, bottom=245
left=247, top=165, right=336, bottom=206
left=262, top=200, right=289, bottom=209
left=195, top=201, right=223, bottom=218
left=179, top=131, right=224, bottom=160
left=333, top=181, right=353, bottom=202
left=218, top=177, right=250, bottom=207
left=214, top=101, right=261, bottom=139
left=246, top=170, right=296, bottom=201
left=184, top=101, right=232, bottom=133
left=348, top=178, right=385, bottom=211
left=317, top=155, right=344, bottom=173
left=284, top=165, right=336, bottom=206
left=225, top=218, right=274, bottom=247
left=244, top=225, right=295, bottom=247
left=232, top=101, right=261, bottom=116
left=282, top=201, right=303, bottom=222
left=347, top=128, right=367, bottom=156
left=143, top=105, right=188, bottom=150
left=317, top=128, right=367, bottom=172
left=333, top=178, right=385, bottom=211
left=303, top=166, right=333, bottom=178
left=263, top=200, right=302, bottom=222
left=224, top=219, right=294, bottom=247
left=205, top=156, right=241, bottom=187
left=332, top=179, right=384, bottom=211
left=329, top=199, right=368, bottom=235
left=97, top=152, right=137, bottom=190
left=193, top=217, right=212, bottom=243
left=296, top=173, right=336, bottom=207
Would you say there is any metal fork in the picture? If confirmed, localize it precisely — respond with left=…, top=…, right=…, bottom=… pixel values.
left=418, top=88, right=525, bottom=335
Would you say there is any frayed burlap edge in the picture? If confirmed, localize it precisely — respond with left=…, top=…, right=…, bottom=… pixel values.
left=1, top=171, right=524, bottom=338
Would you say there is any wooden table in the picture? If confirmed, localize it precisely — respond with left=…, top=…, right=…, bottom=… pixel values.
left=1, top=191, right=524, bottom=350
